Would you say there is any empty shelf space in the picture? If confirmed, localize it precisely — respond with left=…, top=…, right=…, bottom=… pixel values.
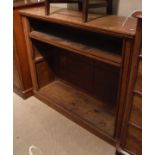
left=37, top=80, right=115, bottom=137
left=30, top=31, right=122, bottom=67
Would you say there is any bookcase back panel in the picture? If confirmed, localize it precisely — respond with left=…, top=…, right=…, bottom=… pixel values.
left=33, top=41, right=120, bottom=105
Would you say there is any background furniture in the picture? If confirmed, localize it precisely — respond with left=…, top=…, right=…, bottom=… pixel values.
left=13, top=0, right=44, bottom=98
left=45, top=0, right=112, bottom=22
left=116, top=12, right=142, bottom=155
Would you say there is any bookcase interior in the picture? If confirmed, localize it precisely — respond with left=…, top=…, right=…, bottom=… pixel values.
left=32, top=39, right=121, bottom=137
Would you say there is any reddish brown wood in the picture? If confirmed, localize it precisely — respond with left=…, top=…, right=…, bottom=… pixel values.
left=20, top=7, right=139, bottom=149
left=19, top=7, right=137, bottom=38
left=116, top=11, right=142, bottom=155
left=114, top=38, right=134, bottom=139
left=13, top=1, right=44, bottom=98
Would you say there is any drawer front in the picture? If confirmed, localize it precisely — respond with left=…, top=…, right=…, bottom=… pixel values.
left=134, top=60, right=142, bottom=92
left=129, top=94, right=142, bottom=126
left=125, top=125, right=142, bottom=155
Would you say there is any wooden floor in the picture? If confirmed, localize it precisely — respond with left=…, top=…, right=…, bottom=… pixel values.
left=39, top=80, right=115, bottom=136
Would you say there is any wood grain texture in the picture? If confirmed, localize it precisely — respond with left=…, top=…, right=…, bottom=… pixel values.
left=31, top=41, right=120, bottom=105
left=116, top=12, right=142, bottom=155
left=39, top=80, right=115, bottom=136
left=30, top=31, right=122, bottom=67
left=13, top=1, right=45, bottom=98
left=22, top=17, right=40, bottom=90
left=20, top=8, right=139, bottom=150
left=19, top=6, right=137, bottom=38
left=114, top=39, right=133, bottom=139
left=13, top=6, right=32, bottom=98
left=125, top=125, right=142, bottom=155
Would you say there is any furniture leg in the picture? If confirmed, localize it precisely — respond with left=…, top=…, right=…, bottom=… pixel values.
left=107, top=0, right=112, bottom=14
left=83, top=0, right=88, bottom=22
left=45, top=0, right=50, bottom=15
left=78, top=1, right=83, bottom=11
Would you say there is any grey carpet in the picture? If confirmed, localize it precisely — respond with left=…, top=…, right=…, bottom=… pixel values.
left=13, top=93, right=115, bottom=155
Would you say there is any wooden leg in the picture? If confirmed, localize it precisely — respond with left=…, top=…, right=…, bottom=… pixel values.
left=78, top=1, right=83, bottom=11
left=45, top=0, right=50, bottom=15
left=82, top=0, right=88, bottom=22
left=107, top=0, right=112, bottom=14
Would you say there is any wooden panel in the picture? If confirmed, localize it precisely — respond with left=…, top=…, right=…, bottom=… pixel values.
left=36, top=61, right=55, bottom=88
left=19, top=6, right=137, bottom=38
left=125, top=125, right=142, bottom=155
left=130, top=94, right=142, bottom=126
left=134, top=60, right=142, bottom=92
left=39, top=80, right=115, bottom=137
left=33, top=43, right=120, bottom=105
left=13, top=38, right=22, bottom=89
left=116, top=13, right=142, bottom=155
left=20, top=7, right=139, bottom=149
left=14, top=10, right=33, bottom=95
left=67, top=54, right=93, bottom=92
left=94, top=62, right=119, bottom=104
left=30, top=31, right=122, bottom=67
left=48, top=49, right=94, bottom=91
left=13, top=1, right=44, bottom=98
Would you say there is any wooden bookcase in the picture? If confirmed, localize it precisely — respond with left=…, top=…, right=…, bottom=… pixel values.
left=20, top=6, right=138, bottom=146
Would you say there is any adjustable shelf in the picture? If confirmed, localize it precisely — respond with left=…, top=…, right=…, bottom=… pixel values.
left=30, top=30, right=122, bottom=67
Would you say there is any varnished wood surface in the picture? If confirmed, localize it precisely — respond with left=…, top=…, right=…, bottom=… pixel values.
left=19, top=6, right=137, bottom=38
left=39, top=80, right=115, bottom=136
left=125, top=125, right=142, bottom=155
left=14, top=2, right=45, bottom=98
left=32, top=41, right=120, bottom=104
left=30, top=31, right=122, bottom=67
left=21, top=8, right=140, bottom=150
left=116, top=12, right=142, bottom=155
left=132, top=11, right=142, bottom=19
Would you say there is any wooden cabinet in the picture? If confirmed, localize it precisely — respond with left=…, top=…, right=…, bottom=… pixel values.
left=116, top=12, right=142, bottom=155
left=13, top=0, right=44, bottom=98
left=19, top=6, right=141, bottom=152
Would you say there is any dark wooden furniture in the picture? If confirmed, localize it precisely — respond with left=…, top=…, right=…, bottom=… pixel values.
left=13, top=0, right=44, bottom=98
left=45, top=0, right=112, bottom=22
left=116, top=12, right=142, bottom=155
left=19, top=6, right=140, bottom=151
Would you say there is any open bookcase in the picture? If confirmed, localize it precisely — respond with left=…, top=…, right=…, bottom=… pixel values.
left=20, top=7, right=137, bottom=145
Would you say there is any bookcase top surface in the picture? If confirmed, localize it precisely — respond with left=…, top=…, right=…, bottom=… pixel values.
left=20, top=6, right=137, bottom=38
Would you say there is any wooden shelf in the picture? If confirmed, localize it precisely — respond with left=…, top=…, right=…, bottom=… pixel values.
left=35, top=80, right=115, bottom=142
left=20, top=7, right=137, bottom=38
left=30, top=31, right=122, bottom=67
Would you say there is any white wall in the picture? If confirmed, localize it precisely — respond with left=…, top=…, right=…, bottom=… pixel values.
left=117, top=0, right=142, bottom=16
left=47, top=1, right=142, bottom=17
left=51, top=4, right=67, bottom=8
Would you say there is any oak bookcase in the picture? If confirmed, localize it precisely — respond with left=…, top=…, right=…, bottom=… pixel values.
left=19, top=7, right=141, bottom=154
